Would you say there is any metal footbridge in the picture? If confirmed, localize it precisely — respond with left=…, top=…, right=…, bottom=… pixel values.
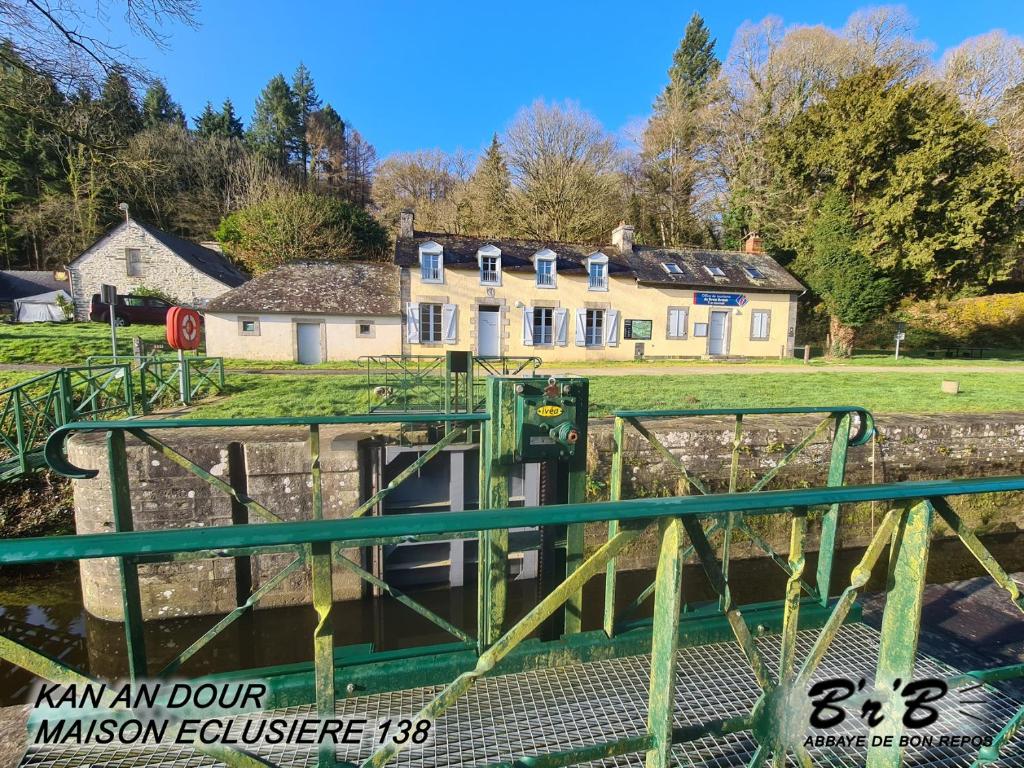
left=3, top=372, right=1024, bottom=768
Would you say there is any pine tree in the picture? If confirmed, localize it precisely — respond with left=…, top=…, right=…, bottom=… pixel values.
left=142, top=80, right=186, bottom=129
left=291, top=63, right=321, bottom=180
left=638, top=14, right=721, bottom=246
left=466, top=134, right=511, bottom=237
left=219, top=98, right=244, bottom=139
left=98, top=66, right=142, bottom=141
left=194, top=101, right=218, bottom=135
left=659, top=13, right=720, bottom=108
left=249, top=74, right=299, bottom=169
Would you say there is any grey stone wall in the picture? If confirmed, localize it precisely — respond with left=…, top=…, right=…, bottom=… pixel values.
left=70, top=413, right=1024, bottom=621
left=584, top=412, right=1024, bottom=571
left=70, top=426, right=368, bottom=620
left=69, top=222, right=233, bottom=319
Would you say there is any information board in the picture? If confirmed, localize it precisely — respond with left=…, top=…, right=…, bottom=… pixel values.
left=624, top=319, right=652, bottom=340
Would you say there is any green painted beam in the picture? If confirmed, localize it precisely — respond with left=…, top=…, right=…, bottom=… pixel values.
left=6, top=477, right=1024, bottom=565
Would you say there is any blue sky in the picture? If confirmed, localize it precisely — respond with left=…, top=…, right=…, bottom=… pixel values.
left=106, top=1, right=1023, bottom=158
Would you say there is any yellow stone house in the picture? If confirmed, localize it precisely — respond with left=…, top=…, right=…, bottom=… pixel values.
left=395, top=212, right=804, bottom=362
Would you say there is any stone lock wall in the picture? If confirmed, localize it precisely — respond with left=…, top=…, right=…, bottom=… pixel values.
left=70, top=412, right=1024, bottom=621
left=70, top=426, right=369, bottom=621
left=583, top=412, right=1024, bottom=571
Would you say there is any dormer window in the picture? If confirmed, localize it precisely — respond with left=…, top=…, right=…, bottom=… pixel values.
left=703, top=264, right=726, bottom=278
left=534, top=248, right=557, bottom=288
left=477, top=244, right=501, bottom=285
left=418, top=241, right=443, bottom=283
left=662, top=263, right=683, bottom=275
left=743, top=266, right=765, bottom=280
left=587, top=252, right=608, bottom=290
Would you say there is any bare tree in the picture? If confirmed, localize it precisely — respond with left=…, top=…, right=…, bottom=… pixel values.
left=372, top=149, right=470, bottom=234
left=503, top=100, right=623, bottom=243
left=0, top=0, right=198, bottom=90
left=941, top=30, right=1024, bottom=123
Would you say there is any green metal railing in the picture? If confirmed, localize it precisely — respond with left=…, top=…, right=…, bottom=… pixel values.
left=603, top=406, right=874, bottom=635
left=11, top=415, right=1024, bottom=768
left=4, top=404, right=1022, bottom=767
left=0, top=364, right=134, bottom=479
left=362, top=354, right=541, bottom=413
left=86, top=353, right=225, bottom=412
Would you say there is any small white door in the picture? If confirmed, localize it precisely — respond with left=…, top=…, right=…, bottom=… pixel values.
left=709, top=311, right=728, bottom=356
left=477, top=308, right=500, bottom=357
left=296, top=322, right=323, bottom=365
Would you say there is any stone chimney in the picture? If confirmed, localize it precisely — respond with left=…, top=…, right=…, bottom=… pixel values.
left=399, top=209, right=415, bottom=240
left=744, top=232, right=764, bottom=254
left=611, top=221, right=635, bottom=256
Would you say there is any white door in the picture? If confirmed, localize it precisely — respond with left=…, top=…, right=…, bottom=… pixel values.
left=709, top=311, right=728, bottom=356
left=477, top=308, right=500, bottom=357
left=296, top=323, right=322, bottom=365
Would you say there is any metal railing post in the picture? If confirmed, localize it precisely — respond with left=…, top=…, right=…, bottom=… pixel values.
left=311, top=539, right=336, bottom=768
left=12, top=388, right=26, bottom=475
left=645, top=516, right=685, bottom=768
left=817, top=413, right=852, bottom=604
left=108, top=429, right=148, bottom=681
left=866, top=500, right=934, bottom=768
left=603, top=415, right=626, bottom=637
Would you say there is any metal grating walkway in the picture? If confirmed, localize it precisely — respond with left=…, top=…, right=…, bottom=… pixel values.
left=21, top=622, right=1024, bottom=768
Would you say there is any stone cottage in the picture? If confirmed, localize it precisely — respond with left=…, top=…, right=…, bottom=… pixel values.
left=67, top=217, right=247, bottom=319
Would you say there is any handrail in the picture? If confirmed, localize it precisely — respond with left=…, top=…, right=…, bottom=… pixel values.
left=5, top=474, right=1024, bottom=565
left=43, top=413, right=490, bottom=479
left=612, top=405, right=875, bottom=446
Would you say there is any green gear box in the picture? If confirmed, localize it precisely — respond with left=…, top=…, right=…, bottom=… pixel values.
left=487, top=376, right=589, bottom=464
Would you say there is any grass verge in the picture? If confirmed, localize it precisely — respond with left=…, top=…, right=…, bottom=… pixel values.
left=187, top=371, right=1024, bottom=420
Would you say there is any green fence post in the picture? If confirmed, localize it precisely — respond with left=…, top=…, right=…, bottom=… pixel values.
left=478, top=380, right=512, bottom=650
left=311, top=539, right=335, bottom=768
left=108, top=429, right=147, bottom=681
left=603, top=415, right=625, bottom=637
left=563, top=379, right=589, bottom=637
left=720, top=413, right=743, bottom=612
left=866, top=500, right=933, bottom=768
left=645, top=516, right=684, bottom=768
left=817, top=413, right=851, bottom=604
left=12, top=388, right=27, bottom=475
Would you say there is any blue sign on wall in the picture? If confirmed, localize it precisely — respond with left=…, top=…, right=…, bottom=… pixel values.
left=693, top=292, right=748, bottom=307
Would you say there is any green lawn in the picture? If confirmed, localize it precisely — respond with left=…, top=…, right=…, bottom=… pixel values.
left=187, top=370, right=1024, bottom=420
left=0, top=322, right=170, bottom=366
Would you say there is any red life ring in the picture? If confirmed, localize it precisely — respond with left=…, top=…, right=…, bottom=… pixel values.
left=166, top=306, right=202, bottom=350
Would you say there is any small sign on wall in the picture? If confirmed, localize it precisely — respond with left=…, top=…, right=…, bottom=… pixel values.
left=694, top=292, right=748, bottom=307
left=624, top=319, right=652, bottom=340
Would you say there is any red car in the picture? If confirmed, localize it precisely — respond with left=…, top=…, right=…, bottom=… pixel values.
left=89, top=294, right=174, bottom=326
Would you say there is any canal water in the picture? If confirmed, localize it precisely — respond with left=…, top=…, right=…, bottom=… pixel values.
left=2, top=531, right=1022, bottom=707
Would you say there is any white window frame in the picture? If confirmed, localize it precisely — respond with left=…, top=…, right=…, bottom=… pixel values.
left=418, top=241, right=444, bottom=283
left=666, top=307, right=687, bottom=339
left=751, top=309, right=771, bottom=341
left=532, top=307, right=554, bottom=345
left=126, top=247, right=143, bottom=277
left=419, top=302, right=443, bottom=342
left=238, top=317, right=260, bottom=337
left=357, top=320, right=374, bottom=338
left=584, top=309, right=604, bottom=347
left=477, top=244, right=502, bottom=286
left=662, top=262, right=683, bottom=275
left=534, top=248, right=557, bottom=288
left=587, top=252, right=608, bottom=291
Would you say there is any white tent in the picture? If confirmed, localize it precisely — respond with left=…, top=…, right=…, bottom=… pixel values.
left=13, top=289, right=72, bottom=323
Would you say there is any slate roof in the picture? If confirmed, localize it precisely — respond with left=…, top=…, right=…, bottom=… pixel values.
left=71, top=219, right=247, bottom=288
left=133, top=221, right=247, bottom=287
left=0, top=270, right=69, bottom=302
left=205, top=261, right=401, bottom=316
left=394, top=231, right=804, bottom=293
